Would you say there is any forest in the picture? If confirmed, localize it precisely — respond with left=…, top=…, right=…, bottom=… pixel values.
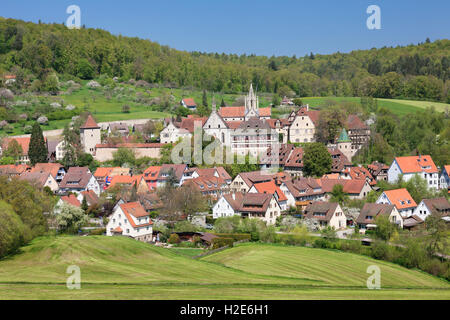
left=0, top=17, right=449, bottom=102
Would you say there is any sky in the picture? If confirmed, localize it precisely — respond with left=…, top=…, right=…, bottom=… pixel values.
left=2, top=0, right=450, bottom=57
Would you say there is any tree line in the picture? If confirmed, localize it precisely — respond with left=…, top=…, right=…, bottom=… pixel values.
left=0, top=18, right=449, bottom=102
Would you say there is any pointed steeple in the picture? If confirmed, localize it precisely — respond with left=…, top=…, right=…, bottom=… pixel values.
left=337, top=128, right=351, bottom=143
left=80, top=114, right=100, bottom=129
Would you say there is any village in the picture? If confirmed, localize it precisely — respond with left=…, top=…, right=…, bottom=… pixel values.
left=0, top=85, right=448, bottom=248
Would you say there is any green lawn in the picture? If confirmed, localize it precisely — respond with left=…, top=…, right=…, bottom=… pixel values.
left=0, top=236, right=448, bottom=299
left=299, top=97, right=440, bottom=116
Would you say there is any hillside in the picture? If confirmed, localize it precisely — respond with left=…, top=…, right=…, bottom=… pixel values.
left=0, top=17, right=449, bottom=103
left=0, top=236, right=448, bottom=299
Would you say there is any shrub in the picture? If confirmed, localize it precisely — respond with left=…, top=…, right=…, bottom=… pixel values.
left=89, top=228, right=106, bottom=236
left=168, top=233, right=180, bottom=244
left=370, top=241, right=392, bottom=260
left=212, top=237, right=234, bottom=249
left=250, top=231, right=260, bottom=242
left=313, top=238, right=331, bottom=249
left=212, top=233, right=251, bottom=241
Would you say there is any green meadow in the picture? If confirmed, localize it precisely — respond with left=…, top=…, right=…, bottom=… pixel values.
left=0, top=236, right=448, bottom=300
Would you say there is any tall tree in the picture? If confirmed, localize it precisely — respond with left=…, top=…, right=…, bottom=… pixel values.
left=28, top=122, right=48, bottom=165
left=202, top=90, right=208, bottom=107
left=303, top=143, right=332, bottom=177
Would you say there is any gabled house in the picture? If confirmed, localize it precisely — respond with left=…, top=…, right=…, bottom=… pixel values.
left=249, top=180, right=288, bottom=211
left=106, top=202, right=153, bottom=242
left=30, top=163, right=66, bottom=183
left=368, top=161, right=389, bottom=182
left=94, top=167, right=131, bottom=189
left=413, top=197, right=450, bottom=221
left=76, top=190, right=100, bottom=208
left=318, top=178, right=372, bottom=200
left=142, top=166, right=162, bottom=190
left=280, top=178, right=325, bottom=209
left=212, top=192, right=244, bottom=219
left=376, top=188, right=417, bottom=218
left=0, top=164, right=29, bottom=177
left=19, top=171, right=59, bottom=193
left=59, top=167, right=100, bottom=196
left=157, top=164, right=188, bottom=187
left=304, top=202, right=346, bottom=230
left=388, top=155, right=439, bottom=189
left=341, top=166, right=376, bottom=187
left=183, top=176, right=228, bottom=199
left=212, top=192, right=281, bottom=225
left=288, top=106, right=320, bottom=143
left=439, top=165, right=450, bottom=191
left=181, top=98, right=197, bottom=110
left=230, top=171, right=275, bottom=193
left=54, top=194, right=81, bottom=215
left=356, top=203, right=403, bottom=230
left=238, top=193, right=281, bottom=225
left=107, top=175, right=149, bottom=194
left=108, top=122, right=130, bottom=136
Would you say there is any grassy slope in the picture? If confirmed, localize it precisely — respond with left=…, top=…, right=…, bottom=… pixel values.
left=0, top=236, right=448, bottom=299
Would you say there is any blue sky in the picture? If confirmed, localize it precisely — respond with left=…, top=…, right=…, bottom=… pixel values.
left=2, top=0, right=449, bottom=56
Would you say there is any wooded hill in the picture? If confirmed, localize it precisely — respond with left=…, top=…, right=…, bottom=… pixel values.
left=0, top=17, right=449, bottom=102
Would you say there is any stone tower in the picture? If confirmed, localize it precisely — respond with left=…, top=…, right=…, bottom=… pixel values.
left=244, top=83, right=259, bottom=120
left=80, top=115, right=101, bottom=155
left=337, top=128, right=353, bottom=162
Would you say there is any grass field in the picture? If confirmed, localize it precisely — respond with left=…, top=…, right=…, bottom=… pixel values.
left=300, top=97, right=449, bottom=116
left=8, top=79, right=449, bottom=136
left=0, top=236, right=448, bottom=300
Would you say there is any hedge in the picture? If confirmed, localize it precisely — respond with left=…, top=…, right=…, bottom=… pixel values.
left=212, top=237, right=234, bottom=249
left=212, top=233, right=251, bottom=241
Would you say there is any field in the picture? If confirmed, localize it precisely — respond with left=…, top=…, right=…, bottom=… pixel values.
left=0, top=236, right=448, bottom=300
left=7, top=78, right=449, bottom=136
left=300, top=97, right=449, bottom=116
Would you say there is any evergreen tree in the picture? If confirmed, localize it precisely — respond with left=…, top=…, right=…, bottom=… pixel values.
left=28, top=122, right=48, bottom=165
left=130, top=182, right=138, bottom=202
left=202, top=90, right=208, bottom=107
left=220, top=98, right=226, bottom=108
left=81, top=196, right=89, bottom=212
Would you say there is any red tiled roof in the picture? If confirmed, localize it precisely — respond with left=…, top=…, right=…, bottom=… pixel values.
left=180, top=117, right=208, bottom=133
left=182, top=98, right=197, bottom=107
left=357, top=203, right=396, bottom=224
left=120, top=202, right=152, bottom=229
left=383, top=188, right=417, bottom=210
left=61, top=194, right=81, bottom=207
left=395, top=155, right=438, bottom=174
left=347, top=114, right=368, bottom=130
left=80, top=115, right=99, bottom=129
left=253, top=180, right=288, bottom=202
left=30, top=163, right=63, bottom=179
left=143, top=166, right=162, bottom=182
left=304, top=201, right=339, bottom=221
left=2, top=137, right=31, bottom=154
left=80, top=190, right=99, bottom=206
left=95, top=143, right=164, bottom=148
left=296, top=107, right=320, bottom=126
left=218, top=106, right=271, bottom=118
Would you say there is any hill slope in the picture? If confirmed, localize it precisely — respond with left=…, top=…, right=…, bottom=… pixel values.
left=0, top=17, right=449, bottom=102
left=0, top=236, right=448, bottom=299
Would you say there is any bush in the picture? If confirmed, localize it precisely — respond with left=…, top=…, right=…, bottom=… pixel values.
left=89, top=228, right=106, bottom=236
left=250, top=231, right=260, bottom=242
left=168, top=233, right=180, bottom=244
left=212, top=237, right=234, bottom=249
left=370, top=241, right=392, bottom=260
left=212, top=233, right=251, bottom=241
left=313, top=238, right=331, bottom=249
